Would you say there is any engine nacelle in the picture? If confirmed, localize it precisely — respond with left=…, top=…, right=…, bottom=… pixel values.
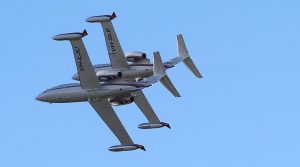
left=97, top=72, right=122, bottom=82
left=125, top=51, right=147, bottom=62
left=108, top=96, right=134, bottom=106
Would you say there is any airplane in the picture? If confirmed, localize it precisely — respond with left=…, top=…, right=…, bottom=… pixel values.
left=36, top=31, right=179, bottom=152
left=71, top=13, right=202, bottom=84
left=69, top=13, right=202, bottom=130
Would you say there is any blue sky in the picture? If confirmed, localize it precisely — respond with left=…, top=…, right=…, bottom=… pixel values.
left=1, top=0, right=300, bottom=166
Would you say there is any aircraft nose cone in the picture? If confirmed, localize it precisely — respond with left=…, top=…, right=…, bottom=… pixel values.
left=72, top=74, right=79, bottom=81
left=35, top=93, right=47, bottom=102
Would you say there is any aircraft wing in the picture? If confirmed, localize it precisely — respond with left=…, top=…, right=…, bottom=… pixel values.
left=86, top=13, right=129, bottom=69
left=132, top=90, right=160, bottom=124
left=53, top=30, right=101, bottom=90
left=89, top=99, right=134, bottom=146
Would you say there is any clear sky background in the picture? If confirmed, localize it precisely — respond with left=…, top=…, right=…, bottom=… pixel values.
left=1, top=0, right=300, bottom=166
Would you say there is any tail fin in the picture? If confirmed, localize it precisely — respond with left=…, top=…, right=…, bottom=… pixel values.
left=177, top=34, right=202, bottom=78
left=153, top=52, right=180, bottom=97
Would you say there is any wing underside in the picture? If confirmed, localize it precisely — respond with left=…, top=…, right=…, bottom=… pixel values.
left=101, top=21, right=128, bottom=69
left=53, top=31, right=101, bottom=89
left=86, top=14, right=129, bottom=69
left=53, top=31, right=134, bottom=147
left=132, top=90, right=161, bottom=124
left=89, top=99, right=134, bottom=146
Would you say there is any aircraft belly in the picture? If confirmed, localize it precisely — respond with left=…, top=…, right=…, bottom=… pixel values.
left=44, top=85, right=139, bottom=103
left=98, top=85, right=136, bottom=98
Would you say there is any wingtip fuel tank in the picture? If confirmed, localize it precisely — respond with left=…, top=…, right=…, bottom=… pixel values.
left=109, top=144, right=145, bottom=152
left=138, top=122, right=171, bottom=129
left=53, top=30, right=88, bottom=41
left=86, top=12, right=117, bottom=23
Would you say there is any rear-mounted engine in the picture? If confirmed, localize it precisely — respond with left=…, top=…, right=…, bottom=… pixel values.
left=98, top=72, right=122, bottom=82
left=125, top=51, right=147, bottom=62
left=108, top=96, right=134, bottom=106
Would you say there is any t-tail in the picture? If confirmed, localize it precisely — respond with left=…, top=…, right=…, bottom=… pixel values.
left=177, top=34, right=202, bottom=78
left=167, top=34, right=202, bottom=78
left=153, top=51, right=181, bottom=97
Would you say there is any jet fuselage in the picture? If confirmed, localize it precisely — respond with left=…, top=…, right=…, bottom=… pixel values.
left=36, top=82, right=148, bottom=103
left=72, top=63, right=175, bottom=81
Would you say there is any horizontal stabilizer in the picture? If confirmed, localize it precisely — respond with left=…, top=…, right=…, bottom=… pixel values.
left=183, top=57, right=202, bottom=78
left=153, top=51, right=180, bottom=97
left=159, top=75, right=180, bottom=97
